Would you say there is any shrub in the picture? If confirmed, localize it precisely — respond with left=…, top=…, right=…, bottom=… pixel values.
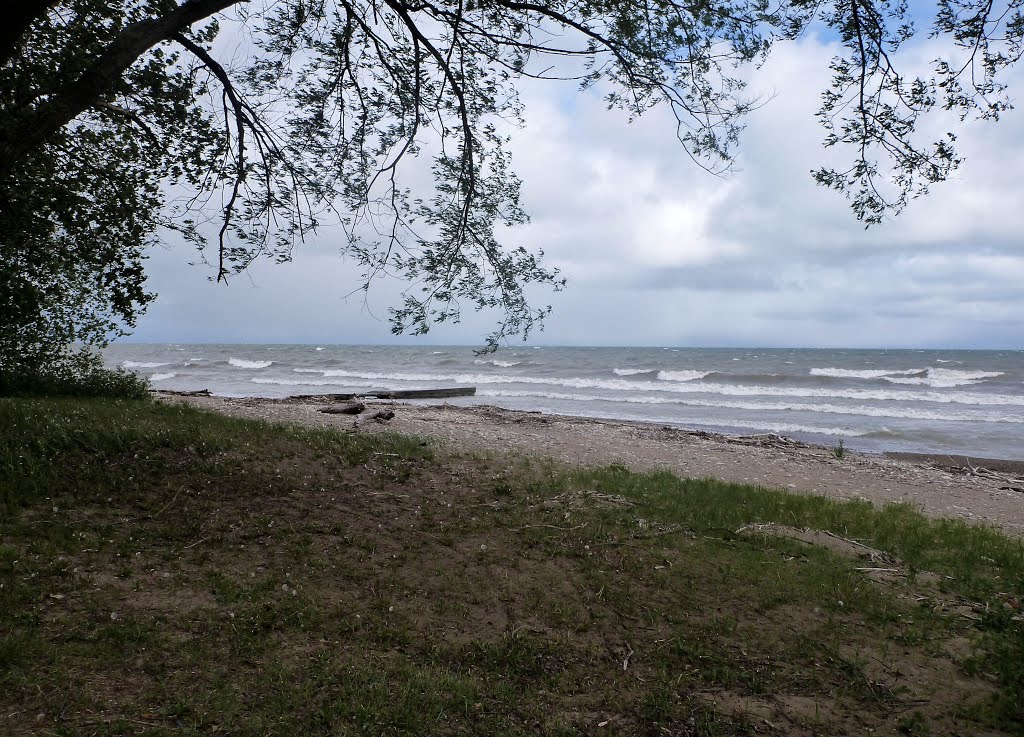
left=0, top=349, right=150, bottom=399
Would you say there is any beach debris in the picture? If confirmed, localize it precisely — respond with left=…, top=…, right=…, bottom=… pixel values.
left=541, top=489, right=635, bottom=510
left=320, top=401, right=365, bottom=415
left=736, top=523, right=899, bottom=565
left=353, top=409, right=397, bottom=428
left=369, top=409, right=396, bottom=422
left=289, top=387, right=475, bottom=401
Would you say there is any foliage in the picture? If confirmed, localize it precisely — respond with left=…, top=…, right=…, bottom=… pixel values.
left=0, top=350, right=150, bottom=399
left=2, top=0, right=1022, bottom=358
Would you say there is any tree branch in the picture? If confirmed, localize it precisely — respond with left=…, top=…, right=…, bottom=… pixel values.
left=0, top=0, right=58, bottom=65
left=0, top=0, right=243, bottom=179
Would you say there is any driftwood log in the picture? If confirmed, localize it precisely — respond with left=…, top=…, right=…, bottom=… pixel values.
left=290, top=387, right=476, bottom=401
left=319, top=401, right=365, bottom=415
left=153, top=388, right=211, bottom=397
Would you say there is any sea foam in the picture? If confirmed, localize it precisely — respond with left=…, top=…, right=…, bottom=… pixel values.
left=284, top=367, right=1024, bottom=406
left=473, top=359, right=521, bottom=367
left=149, top=372, right=176, bottom=382
left=883, top=368, right=1004, bottom=388
left=229, top=358, right=274, bottom=369
left=122, top=361, right=169, bottom=368
left=810, top=366, right=1003, bottom=387
left=656, top=370, right=709, bottom=382
left=476, top=389, right=1022, bottom=423
left=810, top=367, right=921, bottom=379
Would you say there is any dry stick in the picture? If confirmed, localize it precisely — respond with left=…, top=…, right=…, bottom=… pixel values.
left=591, top=526, right=691, bottom=547
left=150, top=485, right=185, bottom=519
left=822, top=530, right=895, bottom=561
left=513, top=523, right=587, bottom=532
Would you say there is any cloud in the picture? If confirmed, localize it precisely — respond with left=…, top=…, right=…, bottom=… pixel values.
left=130, top=32, right=1024, bottom=349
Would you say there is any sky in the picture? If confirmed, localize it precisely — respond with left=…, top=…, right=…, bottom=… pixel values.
left=129, top=24, right=1024, bottom=350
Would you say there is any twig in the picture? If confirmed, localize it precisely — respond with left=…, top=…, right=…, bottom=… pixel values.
left=151, top=485, right=185, bottom=519
left=623, top=643, right=634, bottom=671
left=822, top=530, right=896, bottom=563
left=591, top=526, right=691, bottom=546
left=513, top=523, right=587, bottom=532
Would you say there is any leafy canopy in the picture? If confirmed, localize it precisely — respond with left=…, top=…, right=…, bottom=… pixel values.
left=1, top=0, right=1021, bottom=361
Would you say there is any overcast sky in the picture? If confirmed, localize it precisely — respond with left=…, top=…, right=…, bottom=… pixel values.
left=129, top=28, right=1024, bottom=349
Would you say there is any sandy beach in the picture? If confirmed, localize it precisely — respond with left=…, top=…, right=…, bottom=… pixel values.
left=163, top=393, right=1024, bottom=534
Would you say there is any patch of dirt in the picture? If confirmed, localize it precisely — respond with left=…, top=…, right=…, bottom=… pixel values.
left=4, top=409, right=1015, bottom=736
left=166, top=395, right=1024, bottom=534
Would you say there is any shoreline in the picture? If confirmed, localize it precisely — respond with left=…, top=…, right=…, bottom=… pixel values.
left=154, top=389, right=1024, bottom=468
left=159, top=391, right=1024, bottom=534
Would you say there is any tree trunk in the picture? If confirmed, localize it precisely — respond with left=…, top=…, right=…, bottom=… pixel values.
left=0, top=0, right=242, bottom=179
left=0, top=0, right=58, bottom=65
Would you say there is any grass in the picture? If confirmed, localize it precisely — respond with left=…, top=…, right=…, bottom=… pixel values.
left=2, top=396, right=1023, bottom=735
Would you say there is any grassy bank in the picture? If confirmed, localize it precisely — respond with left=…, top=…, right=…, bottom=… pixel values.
left=2, top=397, right=1023, bottom=736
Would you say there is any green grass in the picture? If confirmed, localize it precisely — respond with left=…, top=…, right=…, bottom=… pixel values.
left=2, top=397, right=1023, bottom=735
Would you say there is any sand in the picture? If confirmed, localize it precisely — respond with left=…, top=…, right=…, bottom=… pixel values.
left=163, top=393, right=1024, bottom=534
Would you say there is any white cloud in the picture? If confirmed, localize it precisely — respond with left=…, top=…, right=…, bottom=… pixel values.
left=131, top=32, right=1024, bottom=348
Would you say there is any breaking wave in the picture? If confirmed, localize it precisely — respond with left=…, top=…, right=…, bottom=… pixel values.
left=657, top=370, right=710, bottom=382
left=149, top=372, right=176, bottom=382
left=229, top=358, right=274, bottom=369
left=476, top=389, right=1023, bottom=423
left=473, top=359, right=521, bottom=367
left=810, top=366, right=1003, bottom=387
left=288, top=368, right=1024, bottom=406
left=613, top=368, right=654, bottom=376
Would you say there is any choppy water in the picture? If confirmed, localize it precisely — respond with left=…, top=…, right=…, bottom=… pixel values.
left=104, top=344, right=1024, bottom=460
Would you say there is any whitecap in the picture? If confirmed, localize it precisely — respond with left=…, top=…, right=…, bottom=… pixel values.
left=266, top=367, right=1024, bottom=407
left=472, top=359, right=520, bottom=367
left=613, top=368, right=651, bottom=376
left=884, top=367, right=1004, bottom=388
left=656, top=370, right=709, bottom=382
left=149, top=372, right=176, bottom=382
left=810, top=367, right=922, bottom=379
left=476, top=389, right=1024, bottom=424
left=315, top=347, right=324, bottom=351
left=229, top=358, right=273, bottom=369
left=811, top=366, right=1003, bottom=387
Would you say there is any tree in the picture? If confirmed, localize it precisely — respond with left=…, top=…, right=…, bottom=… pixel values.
left=2, top=0, right=1022, bottom=365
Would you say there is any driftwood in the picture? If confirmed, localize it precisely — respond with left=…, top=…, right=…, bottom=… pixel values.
left=289, top=387, right=476, bottom=401
left=319, top=401, right=365, bottom=415
left=884, top=453, right=1024, bottom=492
left=153, top=388, right=211, bottom=397
left=353, top=409, right=397, bottom=428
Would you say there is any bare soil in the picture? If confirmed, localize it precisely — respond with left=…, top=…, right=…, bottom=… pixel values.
left=5, top=397, right=1021, bottom=735
left=166, top=395, right=1024, bottom=534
